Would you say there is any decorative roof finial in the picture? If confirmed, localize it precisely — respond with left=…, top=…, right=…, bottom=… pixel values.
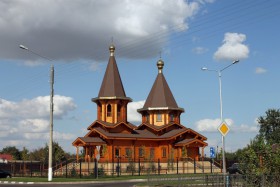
left=157, top=59, right=164, bottom=74
left=109, top=44, right=115, bottom=56
left=109, top=37, right=115, bottom=56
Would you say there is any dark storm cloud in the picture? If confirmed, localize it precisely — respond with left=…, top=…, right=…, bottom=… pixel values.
left=0, top=0, right=208, bottom=63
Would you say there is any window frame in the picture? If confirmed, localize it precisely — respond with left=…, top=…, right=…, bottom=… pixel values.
left=107, top=104, right=112, bottom=117
left=162, top=147, right=167, bottom=158
left=156, top=113, right=162, bottom=122
left=115, top=147, right=120, bottom=158
left=139, top=147, right=144, bottom=157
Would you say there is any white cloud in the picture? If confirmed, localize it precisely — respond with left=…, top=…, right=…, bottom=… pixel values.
left=255, top=67, right=267, bottom=74
left=192, top=47, right=208, bottom=54
left=0, top=95, right=76, bottom=119
left=19, top=119, right=49, bottom=133
left=195, top=118, right=258, bottom=133
left=127, top=100, right=145, bottom=123
left=214, top=32, right=249, bottom=61
left=236, top=124, right=258, bottom=133
left=0, top=0, right=212, bottom=64
left=195, top=118, right=233, bottom=132
left=0, top=95, right=77, bottom=150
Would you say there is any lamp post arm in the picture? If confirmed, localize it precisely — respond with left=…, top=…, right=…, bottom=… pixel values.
left=220, top=60, right=239, bottom=72
left=19, top=45, right=53, bottom=61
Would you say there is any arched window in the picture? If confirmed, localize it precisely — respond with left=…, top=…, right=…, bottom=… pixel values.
left=107, top=104, right=112, bottom=117
left=117, top=104, right=121, bottom=117
left=146, top=114, right=149, bottom=123
left=170, top=114, right=174, bottom=122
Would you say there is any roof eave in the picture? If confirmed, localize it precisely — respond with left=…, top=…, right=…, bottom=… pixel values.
left=137, top=107, right=185, bottom=112
left=92, top=96, right=132, bottom=103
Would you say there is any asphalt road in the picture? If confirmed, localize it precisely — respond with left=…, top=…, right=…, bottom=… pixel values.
left=0, top=181, right=140, bottom=187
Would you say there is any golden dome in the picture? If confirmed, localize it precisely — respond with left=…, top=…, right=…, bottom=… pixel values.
left=109, top=45, right=115, bottom=56
left=157, top=59, right=164, bottom=73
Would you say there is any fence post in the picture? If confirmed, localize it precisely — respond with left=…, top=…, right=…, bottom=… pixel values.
left=194, top=159, right=196, bottom=174
left=138, top=158, right=141, bottom=176
left=14, top=162, right=16, bottom=177
left=88, top=162, right=90, bottom=175
left=65, top=159, right=68, bottom=178
left=158, top=158, right=160, bottom=175
left=94, top=158, right=98, bottom=179
left=112, top=158, right=114, bottom=176
left=40, top=162, right=42, bottom=177
left=210, top=159, right=213, bottom=174
left=177, top=157, right=179, bottom=174
left=117, top=157, right=120, bottom=177
left=30, top=160, right=32, bottom=177
left=79, top=159, right=82, bottom=178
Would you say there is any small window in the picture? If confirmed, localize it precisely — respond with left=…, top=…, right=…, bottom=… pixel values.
left=115, top=148, right=120, bottom=157
left=162, top=148, right=167, bottom=158
left=125, top=148, right=132, bottom=157
left=150, top=148, right=155, bottom=159
left=107, top=104, right=112, bottom=117
left=139, top=147, right=144, bottom=157
left=117, top=104, right=121, bottom=117
left=170, top=114, right=174, bottom=122
left=156, top=113, right=162, bottom=122
left=146, top=114, right=149, bottom=123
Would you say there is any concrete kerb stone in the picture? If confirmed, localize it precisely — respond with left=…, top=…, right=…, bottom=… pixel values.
left=0, top=179, right=146, bottom=185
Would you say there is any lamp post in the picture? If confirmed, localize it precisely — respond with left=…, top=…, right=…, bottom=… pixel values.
left=19, top=45, right=54, bottom=182
left=201, top=60, right=239, bottom=175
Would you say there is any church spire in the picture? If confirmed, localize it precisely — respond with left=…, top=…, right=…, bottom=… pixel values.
left=96, top=45, right=129, bottom=99
left=138, top=58, right=184, bottom=125
left=92, top=45, right=132, bottom=123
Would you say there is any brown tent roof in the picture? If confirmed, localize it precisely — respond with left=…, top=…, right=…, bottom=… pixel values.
left=138, top=59, right=184, bottom=112
left=175, top=138, right=208, bottom=147
left=87, top=120, right=137, bottom=130
left=91, top=126, right=187, bottom=140
left=92, top=45, right=131, bottom=102
left=72, top=137, right=105, bottom=146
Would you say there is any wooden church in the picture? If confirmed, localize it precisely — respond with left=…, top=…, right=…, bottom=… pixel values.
left=72, top=45, right=208, bottom=164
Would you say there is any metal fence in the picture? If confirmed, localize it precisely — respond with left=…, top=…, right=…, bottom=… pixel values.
left=1, top=160, right=280, bottom=186
left=146, top=174, right=280, bottom=187
left=1, top=158, right=221, bottom=178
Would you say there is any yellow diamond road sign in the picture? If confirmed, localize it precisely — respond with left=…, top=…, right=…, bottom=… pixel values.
left=218, top=121, right=230, bottom=136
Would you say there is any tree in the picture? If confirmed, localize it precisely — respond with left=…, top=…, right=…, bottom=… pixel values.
left=237, top=109, right=280, bottom=178
left=52, top=142, right=67, bottom=163
left=258, top=109, right=280, bottom=144
left=20, top=147, right=30, bottom=161
left=1, top=146, right=21, bottom=160
left=30, top=147, right=48, bottom=163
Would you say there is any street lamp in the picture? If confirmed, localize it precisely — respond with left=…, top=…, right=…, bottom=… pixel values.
left=201, top=60, right=239, bottom=175
left=19, top=45, right=54, bottom=182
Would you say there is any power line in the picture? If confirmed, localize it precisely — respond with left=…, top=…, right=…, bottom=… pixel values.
left=1, top=0, right=279, bottom=101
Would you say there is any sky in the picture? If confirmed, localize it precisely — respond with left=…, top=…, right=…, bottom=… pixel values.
left=0, top=0, right=280, bottom=156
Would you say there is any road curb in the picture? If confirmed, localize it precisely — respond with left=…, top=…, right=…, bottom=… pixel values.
left=0, top=179, right=146, bottom=185
left=0, top=181, right=34, bottom=184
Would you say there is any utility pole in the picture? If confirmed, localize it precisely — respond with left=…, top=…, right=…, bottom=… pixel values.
left=19, top=45, right=55, bottom=182
left=48, top=65, right=54, bottom=181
